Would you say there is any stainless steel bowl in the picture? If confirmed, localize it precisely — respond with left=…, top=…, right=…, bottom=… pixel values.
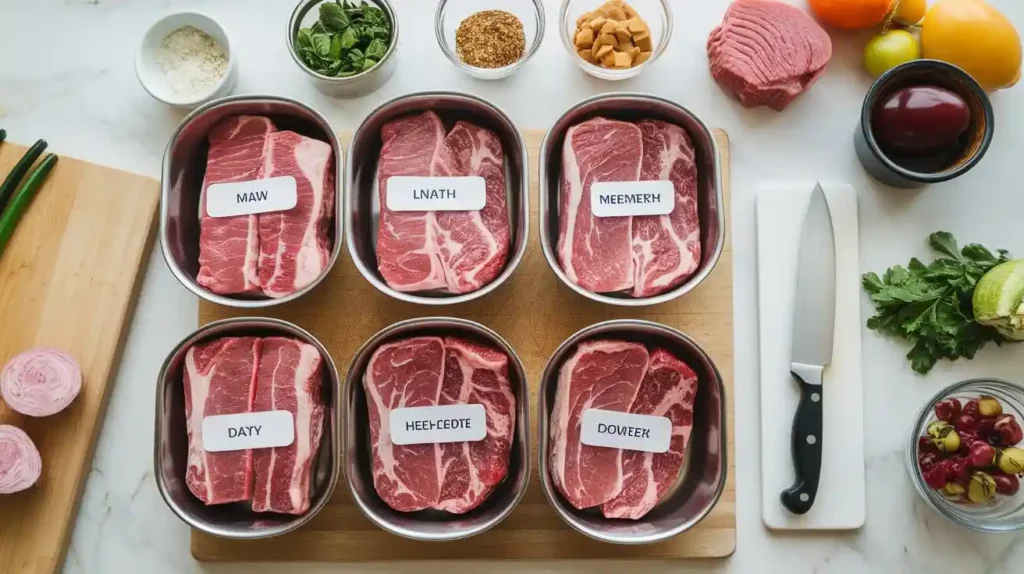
left=344, top=317, right=531, bottom=541
left=538, top=319, right=728, bottom=544
left=346, top=91, right=530, bottom=305
left=287, top=0, right=399, bottom=98
left=154, top=317, right=341, bottom=539
left=539, top=93, right=725, bottom=306
left=161, top=94, right=344, bottom=308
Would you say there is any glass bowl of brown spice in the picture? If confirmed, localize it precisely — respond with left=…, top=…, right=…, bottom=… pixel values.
left=435, top=0, right=545, bottom=80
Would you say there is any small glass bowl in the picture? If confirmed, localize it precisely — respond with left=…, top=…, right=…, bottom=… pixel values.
left=560, top=0, right=672, bottom=81
left=435, top=0, right=546, bottom=80
left=906, top=378, right=1024, bottom=533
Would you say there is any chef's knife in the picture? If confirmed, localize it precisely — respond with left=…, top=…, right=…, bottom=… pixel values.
left=780, top=183, right=836, bottom=515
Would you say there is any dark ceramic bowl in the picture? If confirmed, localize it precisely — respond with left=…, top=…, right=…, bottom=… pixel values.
left=855, top=59, right=994, bottom=188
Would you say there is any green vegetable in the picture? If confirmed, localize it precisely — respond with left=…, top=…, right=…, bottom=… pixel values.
left=0, top=153, right=57, bottom=258
left=0, top=139, right=47, bottom=217
left=862, top=232, right=1012, bottom=374
left=973, top=259, right=1024, bottom=341
left=0, top=129, right=6, bottom=145
left=295, top=0, right=391, bottom=77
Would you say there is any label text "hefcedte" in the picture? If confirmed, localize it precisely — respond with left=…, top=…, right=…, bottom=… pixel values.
left=404, top=418, right=473, bottom=432
left=390, top=404, right=487, bottom=445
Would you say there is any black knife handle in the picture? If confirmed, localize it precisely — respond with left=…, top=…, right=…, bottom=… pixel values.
left=780, top=365, right=823, bottom=515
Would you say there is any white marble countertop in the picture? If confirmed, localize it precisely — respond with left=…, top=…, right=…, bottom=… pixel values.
left=3, top=0, right=1024, bottom=572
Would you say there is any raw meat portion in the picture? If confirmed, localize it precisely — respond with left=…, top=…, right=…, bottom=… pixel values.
left=631, top=120, right=702, bottom=297
left=363, top=336, right=446, bottom=512
left=549, top=341, right=700, bottom=519
left=376, top=112, right=511, bottom=294
left=557, top=118, right=642, bottom=293
left=197, top=116, right=276, bottom=295
left=549, top=340, right=649, bottom=510
left=183, top=337, right=261, bottom=505
left=436, top=336, right=516, bottom=513
left=252, top=337, right=326, bottom=515
left=707, top=0, right=832, bottom=111
left=257, top=131, right=335, bottom=298
left=377, top=112, right=448, bottom=292
left=433, top=122, right=511, bottom=294
left=601, top=348, right=699, bottom=519
left=363, top=336, right=515, bottom=513
left=557, top=117, right=702, bottom=297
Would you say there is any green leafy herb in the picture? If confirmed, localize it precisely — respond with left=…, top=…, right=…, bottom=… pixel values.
left=862, top=232, right=1012, bottom=374
left=295, top=0, right=391, bottom=77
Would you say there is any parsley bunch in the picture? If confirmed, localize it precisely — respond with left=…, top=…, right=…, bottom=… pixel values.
left=862, top=232, right=1011, bottom=374
left=295, top=1, right=391, bottom=77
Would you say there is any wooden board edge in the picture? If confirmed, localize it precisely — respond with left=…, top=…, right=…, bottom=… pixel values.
left=50, top=191, right=160, bottom=573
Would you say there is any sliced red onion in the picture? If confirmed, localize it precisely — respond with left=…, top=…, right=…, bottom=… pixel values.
left=1, top=347, right=82, bottom=417
left=0, top=425, right=42, bottom=494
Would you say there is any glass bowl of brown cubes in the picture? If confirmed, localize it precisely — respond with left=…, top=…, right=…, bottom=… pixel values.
left=435, top=0, right=546, bottom=80
left=560, top=0, right=671, bottom=81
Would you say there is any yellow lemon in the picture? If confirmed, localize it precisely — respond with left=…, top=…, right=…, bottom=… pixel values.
left=921, top=0, right=1022, bottom=91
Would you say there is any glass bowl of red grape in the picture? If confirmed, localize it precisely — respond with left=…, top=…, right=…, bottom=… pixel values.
left=908, top=378, right=1024, bottom=533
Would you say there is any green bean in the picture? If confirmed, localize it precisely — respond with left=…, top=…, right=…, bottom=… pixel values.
left=0, top=153, right=58, bottom=258
left=0, top=139, right=47, bottom=217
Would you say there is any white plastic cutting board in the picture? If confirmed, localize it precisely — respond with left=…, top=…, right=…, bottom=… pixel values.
left=757, top=182, right=865, bottom=530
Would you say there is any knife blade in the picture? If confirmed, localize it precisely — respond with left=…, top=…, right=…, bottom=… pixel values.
left=780, top=183, right=836, bottom=515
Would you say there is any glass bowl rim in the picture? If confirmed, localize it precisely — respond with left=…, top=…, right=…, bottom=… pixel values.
left=558, top=0, right=674, bottom=79
left=433, top=0, right=547, bottom=77
left=907, top=377, right=1024, bottom=533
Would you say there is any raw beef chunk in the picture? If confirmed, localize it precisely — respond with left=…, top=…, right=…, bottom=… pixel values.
left=183, top=337, right=261, bottom=504
left=197, top=116, right=275, bottom=295
left=252, top=337, right=325, bottom=515
left=363, top=336, right=516, bottom=514
left=196, top=115, right=335, bottom=298
left=707, top=0, right=832, bottom=111
left=376, top=111, right=510, bottom=294
left=549, top=340, right=699, bottom=519
left=182, top=336, right=326, bottom=514
left=557, top=117, right=701, bottom=297
left=257, top=131, right=335, bottom=298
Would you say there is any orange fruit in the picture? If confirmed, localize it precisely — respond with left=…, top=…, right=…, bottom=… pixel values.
left=921, top=0, right=1022, bottom=90
left=893, top=0, right=927, bottom=24
left=809, top=0, right=894, bottom=30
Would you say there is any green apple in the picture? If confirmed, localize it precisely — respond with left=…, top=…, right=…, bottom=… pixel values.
left=864, top=30, right=921, bottom=78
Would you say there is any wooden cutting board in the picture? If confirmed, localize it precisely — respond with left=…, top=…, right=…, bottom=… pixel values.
left=195, top=130, right=735, bottom=560
left=0, top=143, right=159, bottom=574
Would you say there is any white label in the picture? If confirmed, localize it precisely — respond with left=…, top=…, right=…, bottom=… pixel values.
left=206, top=176, right=298, bottom=218
left=389, top=404, right=487, bottom=445
left=386, top=176, right=487, bottom=212
left=591, top=181, right=675, bottom=217
left=202, top=411, right=295, bottom=452
left=580, top=409, right=672, bottom=453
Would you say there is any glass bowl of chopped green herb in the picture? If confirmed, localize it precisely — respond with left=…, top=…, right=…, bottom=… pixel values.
left=288, top=0, right=398, bottom=98
left=435, top=0, right=545, bottom=80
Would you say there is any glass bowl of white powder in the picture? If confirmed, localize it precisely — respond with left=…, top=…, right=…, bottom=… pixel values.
left=137, top=12, right=237, bottom=109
